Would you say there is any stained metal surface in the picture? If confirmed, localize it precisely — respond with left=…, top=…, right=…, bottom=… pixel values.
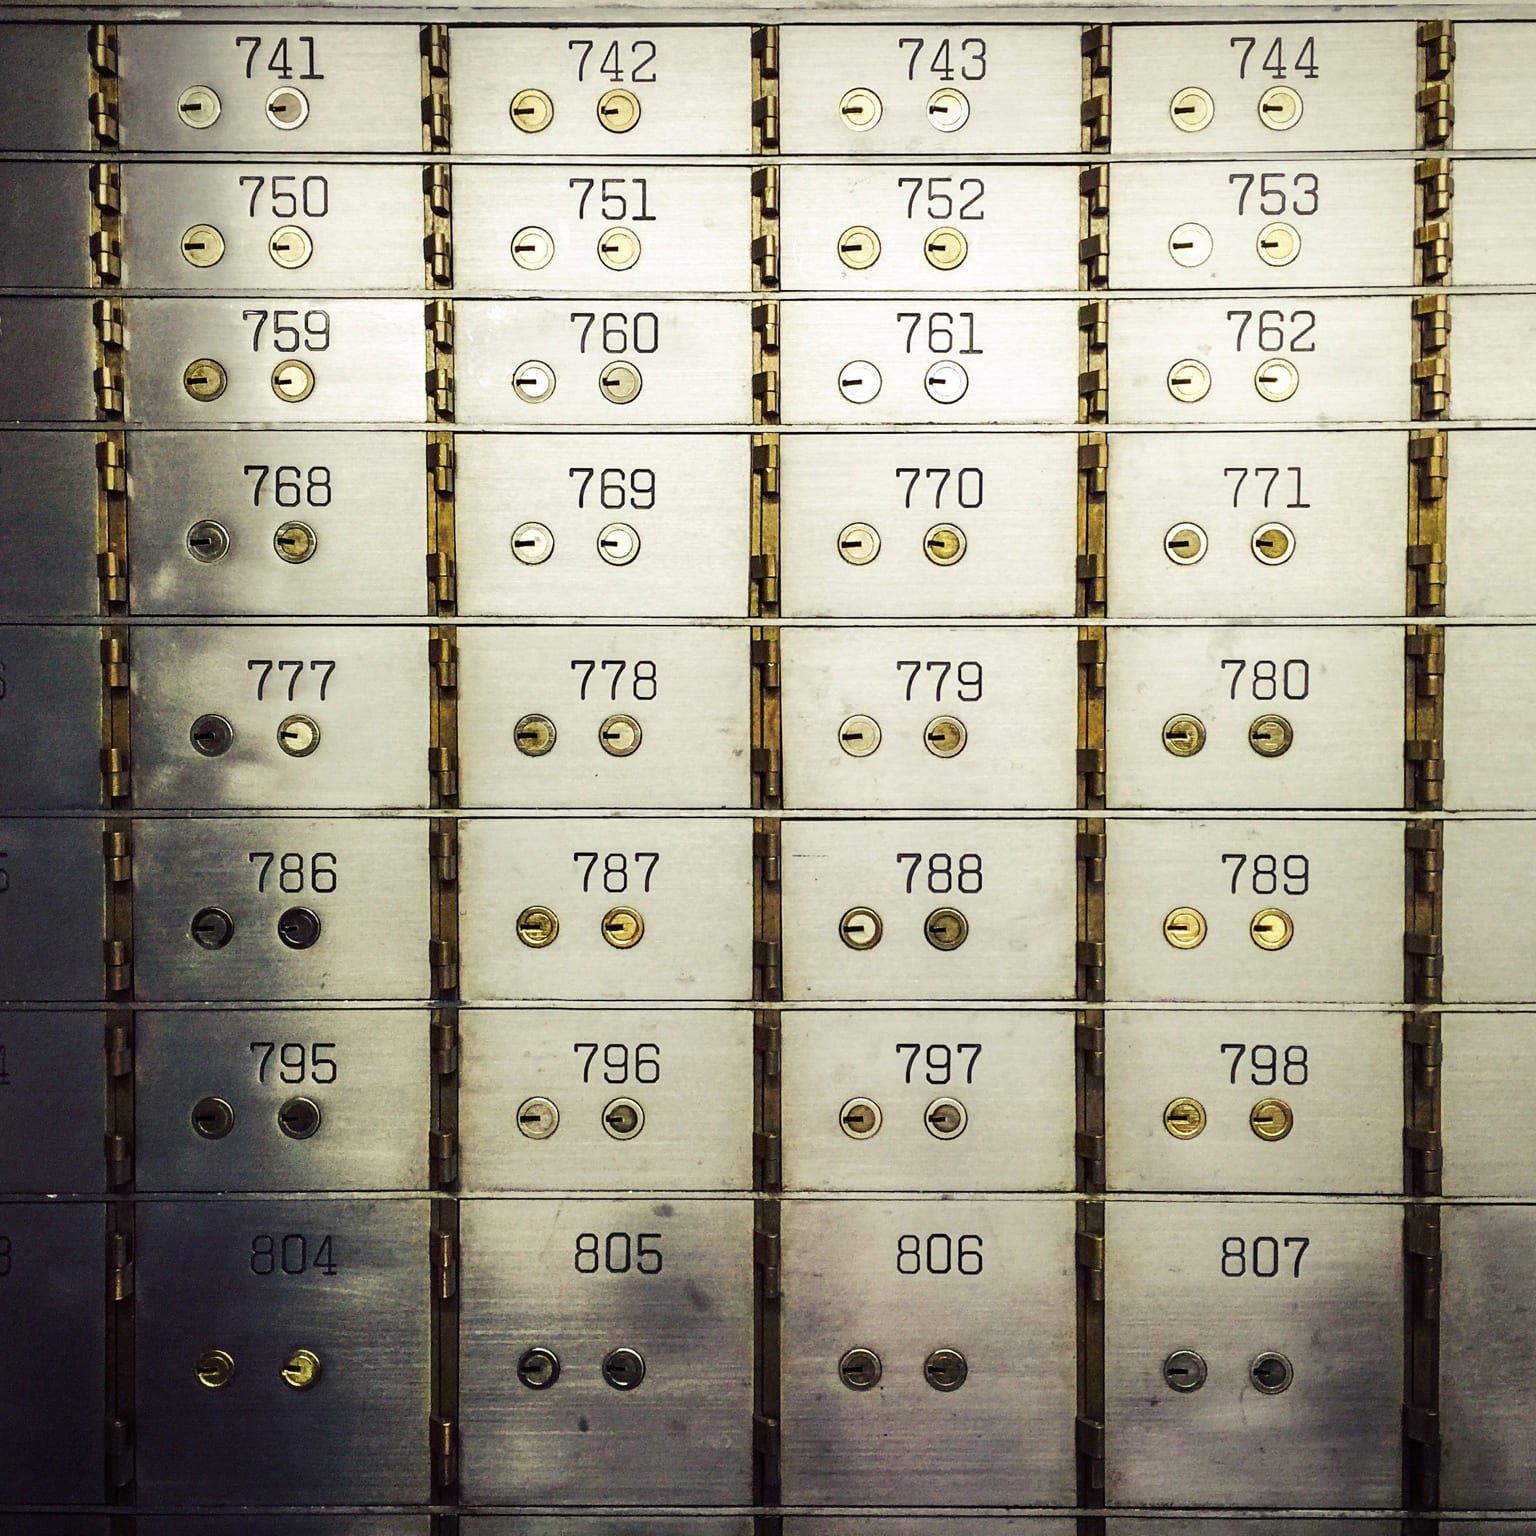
left=1441, top=1204, right=1536, bottom=1506
left=0, top=625, right=103, bottom=810
left=778, top=432, right=1077, bottom=619
left=1445, top=627, right=1536, bottom=809
left=453, top=433, right=750, bottom=619
left=0, top=1011, right=106, bottom=1194
left=120, top=163, right=425, bottom=290
left=0, top=164, right=89, bottom=287
left=780, top=1008, right=1076, bottom=1191
left=1445, top=430, right=1536, bottom=616
left=458, top=816, right=755, bottom=1001
left=0, top=432, right=101, bottom=619
left=0, top=300, right=97, bottom=421
left=0, top=1202, right=106, bottom=1503
left=457, top=625, right=752, bottom=809
left=781, top=817, right=1077, bottom=1001
left=450, top=26, right=752, bottom=155
left=459, top=1196, right=755, bottom=1503
left=1103, top=818, right=1403, bottom=1004
left=780, top=625, right=1077, bottom=809
left=1103, top=1199, right=1403, bottom=1506
left=128, top=430, right=429, bottom=617
left=131, top=816, right=431, bottom=1001
left=1104, top=1008, right=1402, bottom=1194
left=455, top=165, right=752, bottom=294
left=458, top=1007, right=754, bottom=1191
left=135, top=1197, right=431, bottom=1503
left=779, top=1196, right=1076, bottom=1504
left=1443, top=1013, right=1536, bottom=1197
left=0, top=817, right=104, bottom=1003
left=135, top=1009, right=429, bottom=1191
left=117, top=25, right=424, bottom=152
left=1104, top=625, right=1404, bottom=810
left=778, top=164, right=1078, bottom=292
left=1105, top=431, right=1407, bottom=620
left=0, top=26, right=90, bottom=151
left=777, top=25, right=1080, bottom=155
left=129, top=623, right=430, bottom=809
left=1444, top=820, right=1536, bottom=1003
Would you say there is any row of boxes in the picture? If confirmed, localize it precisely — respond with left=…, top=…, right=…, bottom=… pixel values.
left=3, top=158, right=1534, bottom=293
left=0, top=295, right=1524, bottom=426
left=0, top=814, right=1523, bottom=1003
left=0, top=621, right=1526, bottom=810
left=3, top=1004, right=1533, bottom=1197
left=2, top=22, right=1527, bottom=155
left=0, top=1196, right=1524, bottom=1508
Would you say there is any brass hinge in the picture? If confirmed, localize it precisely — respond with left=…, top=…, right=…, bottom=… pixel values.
left=89, top=89, right=120, bottom=147
left=430, top=937, right=459, bottom=993
left=1076, top=823, right=1106, bottom=879
left=104, top=827, right=131, bottom=884
left=427, top=162, right=452, bottom=218
left=1076, top=1415, right=1107, bottom=1458
left=432, top=1226, right=458, bottom=1299
left=428, top=747, right=457, bottom=801
left=421, top=24, right=451, bottom=150
left=426, top=228, right=452, bottom=287
left=753, top=1129, right=782, bottom=1190
left=105, top=938, right=131, bottom=995
left=431, top=633, right=458, bottom=690
left=752, top=630, right=781, bottom=690
left=1078, top=301, right=1108, bottom=423
left=1082, top=23, right=1111, bottom=77
left=1407, top=1010, right=1443, bottom=1064
left=752, top=434, right=781, bottom=499
left=1410, top=430, right=1448, bottom=504
left=1412, top=356, right=1449, bottom=420
left=97, top=552, right=127, bottom=606
left=432, top=1014, right=460, bottom=1080
left=1420, top=19, right=1455, bottom=82
left=1079, top=164, right=1109, bottom=220
left=1078, top=629, right=1106, bottom=687
left=110, top=1228, right=133, bottom=1300
left=101, top=633, right=128, bottom=691
left=95, top=297, right=124, bottom=351
left=90, top=229, right=122, bottom=285
left=427, top=550, right=456, bottom=607
left=750, top=553, right=780, bottom=613
left=90, top=23, right=119, bottom=77
left=753, top=233, right=780, bottom=290
left=90, top=162, right=120, bottom=215
left=1415, top=219, right=1451, bottom=284
left=429, top=434, right=456, bottom=496
left=108, top=1417, right=133, bottom=1488
left=1079, top=231, right=1109, bottom=288
left=1417, top=82, right=1453, bottom=148
left=753, top=300, right=780, bottom=353
left=1418, top=157, right=1452, bottom=220
left=101, top=746, right=130, bottom=801
left=754, top=1007, right=781, bottom=1079
left=105, top=1132, right=131, bottom=1186
left=754, top=1220, right=781, bottom=1300
left=754, top=823, right=782, bottom=886
left=430, top=1130, right=459, bottom=1187
left=752, top=26, right=780, bottom=151
left=1406, top=1207, right=1442, bottom=1260
left=1075, top=1012, right=1105, bottom=1076
left=1080, top=94, right=1110, bottom=151
left=108, top=1019, right=133, bottom=1077
left=429, top=365, right=454, bottom=421
left=754, top=939, right=782, bottom=1001
left=752, top=165, right=780, bottom=217
left=433, top=826, right=458, bottom=885
left=428, top=298, right=454, bottom=352
left=1075, top=1228, right=1105, bottom=1276
left=752, top=747, right=782, bottom=809
left=431, top=1416, right=458, bottom=1487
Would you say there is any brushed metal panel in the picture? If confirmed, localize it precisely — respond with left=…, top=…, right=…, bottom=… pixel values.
left=454, top=434, right=750, bottom=620
left=781, top=818, right=1077, bottom=1003
left=1445, top=430, right=1536, bottom=618
left=1109, top=298, right=1410, bottom=426
left=0, top=1520, right=110, bottom=1535
left=0, top=25, right=91, bottom=151
left=121, top=163, right=424, bottom=290
left=777, top=25, right=1079, bottom=155
left=0, top=625, right=103, bottom=810
left=1444, top=821, right=1536, bottom=1005
left=469, top=1523, right=751, bottom=1535
left=135, top=1197, right=430, bottom=1504
left=1107, top=1523, right=1397, bottom=1535
left=1452, top=24, right=1536, bottom=151
left=1443, top=1013, right=1536, bottom=1197
left=131, top=817, right=431, bottom=1003
left=778, top=433, right=1077, bottom=620
left=0, top=432, right=100, bottom=619
left=1109, top=159, right=1413, bottom=290
left=451, top=26, right=751, bottom=155
left=459, top=1196, right=754, bottom=1504
left=778, top=165, right=1077, bottom=293
left=0, top=1202, right=105, bottom=1502
left=1104, top=1008, right=1402, bottom=1194
left=780, top=1008, right=1075, bottom=1193
left=455, top=300, right=752, bottom=428
left=1103, top=819, right=1403, bottom=1005
left=125, top=298, right=425, bottom=425
left=459, top=817, right=754, bottom=1003
left=128, top=430, right=428, bottom=617
left=1450, top=161, right=1536, bottom=287
left=0, top=818, right=104, bottom=1004
left=458, top=1007, right=753, bottom=1192
left=455, top=165, right=751, bottom=295
left=1441, top=1203, right=1536, bottom=1506
left=0, top=164, right=90, bottom=288
left=1111, top=24, right=1416, bottom=154
left=130, top=624, right=429, bottom=810
left=779, top=1196, right=1076, bottom=1505
left=1452, top=298, right=1536, bottom=421
left=0, top=300, right=97, bottom=421
left=0, top=1011, right=105, bottom=1194
left=118, top=25, right=422, bottom=152
left=1105, top=625, right=1404, bottom=811
left=779, top=299, right=1077, bottom=427
left=780, top=626, right=1077, bottom=810
left=458, top=625, right=751, bottom=810
left=1445, top=627, right=1536, bottom=809
left=135, top=1009, right=428, bottom=1193
left=141, top=1521, right=430, bottom=1535
left=1103, top=1199, right=1403, bottom=1506
left=1105, top=431, right=1406, bottom=620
